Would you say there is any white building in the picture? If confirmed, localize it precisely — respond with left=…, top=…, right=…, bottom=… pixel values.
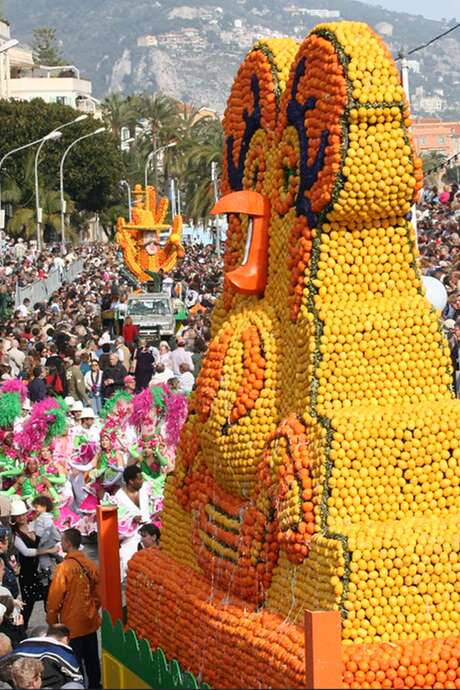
left=0, top=19, right=98, bottom=115
left=0, top=19, right=34, bottom=99
left=137, top=35, right=158, bottom=48
left=418, top=95, right=445, bottom=113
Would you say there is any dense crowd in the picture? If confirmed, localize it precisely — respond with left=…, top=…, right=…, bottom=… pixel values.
left=0, top=236, right=222, bottom=689
left=417, top=182, right=460, bottom=393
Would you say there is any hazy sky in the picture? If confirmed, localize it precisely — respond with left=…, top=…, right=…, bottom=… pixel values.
left=365, top=0, right=458, bottom=21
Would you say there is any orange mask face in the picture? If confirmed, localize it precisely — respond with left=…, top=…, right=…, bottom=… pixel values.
left=211, top=191, right=270, bottom=295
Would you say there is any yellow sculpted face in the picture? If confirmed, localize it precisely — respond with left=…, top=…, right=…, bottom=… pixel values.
left=161, top=22, right=460, bottom=649
left=115, top=184, right=185, bottom=280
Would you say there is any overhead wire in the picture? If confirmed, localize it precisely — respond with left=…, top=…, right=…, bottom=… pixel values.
left=426, top=150, right=460, bottom=176
left=395, top=21, right=460, bottom=60
left=393, top=22, right=460, bottom=177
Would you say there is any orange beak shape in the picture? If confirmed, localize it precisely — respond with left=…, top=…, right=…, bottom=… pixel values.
left=211, top=191, right=270, bottom=295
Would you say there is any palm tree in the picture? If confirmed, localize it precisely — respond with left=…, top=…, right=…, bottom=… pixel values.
left=181, top=117, right=224, bottom=223
left=101, top=92, right=141, bottom=142
left=137, top=92, right=180, bottom=147
left=7, top=188, right=68, bottom=242
left=2, top=154, right=75, bottom=241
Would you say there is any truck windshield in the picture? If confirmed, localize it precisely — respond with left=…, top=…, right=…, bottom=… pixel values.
left=127, top=299, right=170, bottom=316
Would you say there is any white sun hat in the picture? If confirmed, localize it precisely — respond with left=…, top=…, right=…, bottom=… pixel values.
left=10, top=498, right=29, bottom=517
left=81, top=407, right=95, bottom=420
left=71, top=401, right=84, bottom=413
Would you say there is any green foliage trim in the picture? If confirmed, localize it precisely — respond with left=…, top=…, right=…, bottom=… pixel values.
left=101, top=611, right=211, bottom=689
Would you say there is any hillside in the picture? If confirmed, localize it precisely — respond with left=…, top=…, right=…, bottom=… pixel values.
left=4, top=0, right=460, bottom=117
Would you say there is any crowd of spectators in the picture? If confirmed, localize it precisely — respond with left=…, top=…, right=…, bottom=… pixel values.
left=417, top=182, right=460, bottom=394
left=0, top=239, right=222, bottom=412
left=0, top=235, right=222, bottom=688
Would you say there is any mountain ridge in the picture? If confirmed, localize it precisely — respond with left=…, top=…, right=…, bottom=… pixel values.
left=4, top=0, right=460, bottom=117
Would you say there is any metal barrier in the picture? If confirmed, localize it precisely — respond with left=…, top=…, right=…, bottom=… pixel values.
left=14, top=258, right=85, bottom=307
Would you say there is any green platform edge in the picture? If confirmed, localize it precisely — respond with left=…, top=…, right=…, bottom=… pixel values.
left=101, top=610, right=211, bottom=689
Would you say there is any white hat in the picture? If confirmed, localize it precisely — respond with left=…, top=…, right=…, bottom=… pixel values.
left=71, top=401, right=84, bottom=413
left=0, top=586, right=11, bottom=597
left=10, top=498, right=28, bottom=517
left=0, top=603, right=6, bottom=621
left=64, top=396, right=75, bottom=407
left=22, top=398, right=32, bottom=411
left=444, top=319, right=456, bottom=329
left=81, top=407, right=95, bottom=419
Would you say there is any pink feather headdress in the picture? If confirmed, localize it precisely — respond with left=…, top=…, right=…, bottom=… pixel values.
left=1, top=379, right=28, bottom=402
left=14, top=398, right=61, bottom=453
left=129, top=388, right=156, bottom=430
left=163, top=391, right=188, bottom=447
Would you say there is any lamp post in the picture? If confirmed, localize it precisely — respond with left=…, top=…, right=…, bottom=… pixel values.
left=120, top=180, right=132, bottom=221
left=399, top=53, right=418, bottom=246
left=144, top=142, right=176, bottom=190
left=211, top=161, right=221, bottom=254
left=60, top=127, right=105, bottom=252
left=0, top=134, right=55, bottom=231
left=35, top=114, right=88, bottom=249
left=35, top=131, right=62, bottom=249
left=169, top=178, right=177, bottom=217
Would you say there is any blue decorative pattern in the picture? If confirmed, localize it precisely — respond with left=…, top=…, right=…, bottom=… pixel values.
left=226, top=73, right=262, bottom=191
left=286, top=56, right=330, bottom=227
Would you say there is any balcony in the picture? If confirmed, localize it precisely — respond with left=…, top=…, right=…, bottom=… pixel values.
left=8, top=74, right=92, bottom=109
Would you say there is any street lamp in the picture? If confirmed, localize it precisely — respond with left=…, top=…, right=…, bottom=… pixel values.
left=35, top=114, right=88, bottom=249
left=59, top=127, right=105, bottom=251
left=0, top=134, right=55, bottom=230
left=144, top=142, right=176, bottom=189
left=211, top=161, right=222, bottom=254
left=120, top=180, right=132, bottom=221
left=0, top=40, right=19, bottom=54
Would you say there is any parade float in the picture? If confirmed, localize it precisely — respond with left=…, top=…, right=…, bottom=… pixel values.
left=116, top=184, right=185, bottom=282
left=102, top=20, right=460, bottom=690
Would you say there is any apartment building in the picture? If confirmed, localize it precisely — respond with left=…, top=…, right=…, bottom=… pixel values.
left=0, top=19, right=98, bottom=115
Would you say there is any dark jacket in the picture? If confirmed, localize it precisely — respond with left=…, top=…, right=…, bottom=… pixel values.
left=0, top=620, right=26, bottom=648
left=101, top=363, right=127, bottom=398
left=6, top=637, right=83, bottom=689
left=27, top=377, right=47, bottom=403
left=1, top=555, right=19, bottom=599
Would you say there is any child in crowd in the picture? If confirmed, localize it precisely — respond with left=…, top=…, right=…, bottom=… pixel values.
left=31, top=495, right=62, bottom=586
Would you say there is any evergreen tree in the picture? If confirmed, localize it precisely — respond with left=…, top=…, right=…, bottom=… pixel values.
left=31, top=27, right=64, bottom=66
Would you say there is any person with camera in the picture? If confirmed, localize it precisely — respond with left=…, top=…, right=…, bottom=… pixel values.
left=84, top=359, right=103, bottom=416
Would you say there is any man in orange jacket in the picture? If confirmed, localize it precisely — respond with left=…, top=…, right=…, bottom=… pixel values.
left=46, top=528, right=101, bottom=688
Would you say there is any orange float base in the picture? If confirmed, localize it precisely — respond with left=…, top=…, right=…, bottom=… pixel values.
left=127, top=550, right=306, bottom=689
left=127, top=550, right=460, bottom=689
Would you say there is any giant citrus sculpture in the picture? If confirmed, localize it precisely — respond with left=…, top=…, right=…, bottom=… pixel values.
left=116, top=184, right=184, bottom=281
left=127, top=22, right=460, bottom=688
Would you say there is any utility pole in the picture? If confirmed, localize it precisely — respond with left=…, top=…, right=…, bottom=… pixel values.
left=211, top=161, right=220, bottom=254
left=170, top=178, right=177, bottom=217
left=399, top=52, right=418, bottom=247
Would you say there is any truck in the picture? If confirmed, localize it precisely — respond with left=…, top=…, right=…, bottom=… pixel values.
left=126, top=292, right=176, bottom=341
